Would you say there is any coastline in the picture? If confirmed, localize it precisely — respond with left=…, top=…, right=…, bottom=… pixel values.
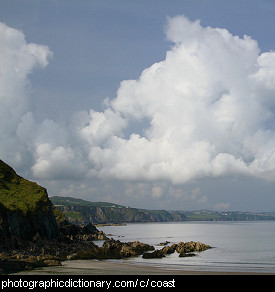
left=16, top=259, right=275, bottom=275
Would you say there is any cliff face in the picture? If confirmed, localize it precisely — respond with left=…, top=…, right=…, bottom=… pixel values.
left=0, top=160, right=59, bottom=243
left=51, top=196, right=186, bottom=225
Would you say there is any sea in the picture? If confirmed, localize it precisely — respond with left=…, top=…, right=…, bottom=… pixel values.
left=97, top=221, right=275, bottom=274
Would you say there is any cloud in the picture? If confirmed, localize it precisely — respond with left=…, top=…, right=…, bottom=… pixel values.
left=0, top=22, right=85, bottom=180
left=213, top=202, right=231, bottom=211
left=83, top=15, right=275, bottom=184
left=1, top=16, right=275, bottom=189
left=0, top=22, right=52, bottom=168
left=168, top=186, right=207, bottom=204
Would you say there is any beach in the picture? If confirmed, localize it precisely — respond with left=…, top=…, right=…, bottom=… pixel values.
left=16, top=259, right=274, bottom=275
left=12, top=221, right=275, bottom=275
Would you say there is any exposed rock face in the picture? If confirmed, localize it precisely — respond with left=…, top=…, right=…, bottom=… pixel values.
left=143, top=241, right=211, bottom=259
left=161, top=244, right=177, bottom=255
left=176, top=241, right=211, bottom=254
left=143, top=249, right=166, bottom=259
left=0, top=160, right=108, bottom=273
left=0, top=160, right=212, bottom=274
left=51, top=196, right=187, bottom=224
left=59, top=223, right=106, bottom=242
left=96, top=239, right=155, bottom=259
left=0, top=160, right=59, bottom=245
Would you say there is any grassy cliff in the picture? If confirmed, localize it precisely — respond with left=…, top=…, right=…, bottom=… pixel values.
left=0, top=160, right=59, bottom=241
left=0, top=160, right=49, bottom=216
left=51, top=196, right=186, bottom=224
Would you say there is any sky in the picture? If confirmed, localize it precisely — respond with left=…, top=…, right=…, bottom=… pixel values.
left=1, top=0, right=275, bottom=211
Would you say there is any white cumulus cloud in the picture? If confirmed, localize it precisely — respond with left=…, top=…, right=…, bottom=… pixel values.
left=83, top=15, right=275, bottom=183
left=0, top=22, right=52, bottom=168
left=1, top=16, right=275, bottom=187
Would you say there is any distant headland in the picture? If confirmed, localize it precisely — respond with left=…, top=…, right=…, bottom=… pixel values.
left=51, top=195, right=275, bottom=225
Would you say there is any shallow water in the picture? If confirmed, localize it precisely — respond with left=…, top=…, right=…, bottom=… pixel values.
left=98, top=221, right=275, bottom=273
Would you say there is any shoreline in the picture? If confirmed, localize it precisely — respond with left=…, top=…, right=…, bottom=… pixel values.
left=15, top=259, right=275, bottom=275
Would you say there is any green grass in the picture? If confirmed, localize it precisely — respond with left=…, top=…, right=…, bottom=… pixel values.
left=63, top=211, right=83, bottom=220
left=0, top=160, right=49, bottom=216
left=50, top=196, right=124, bottom=208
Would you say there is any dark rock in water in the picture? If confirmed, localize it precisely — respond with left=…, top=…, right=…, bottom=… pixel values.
left=161, top=244, right=177, bottom=255
left=98, top=239, right=124, bottom=259
left=94, top=239, right=155, bottom=259
left=176, top=241, right=211, bottom=254
left=143, top=243, right=177, bottom=258
left=143, top=241, right=211, bottom=259
left=179, top=252, right=196, bottom=257
left=120, top=240, right=155, bottom=257
left=158, top=241, right=170, bottom=246
left=59, top=223, right=106, bottom=242
left=143, top=249, right=165, bottom=259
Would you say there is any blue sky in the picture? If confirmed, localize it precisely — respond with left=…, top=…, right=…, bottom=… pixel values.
left=2, top=0, right=275, bottom=120
left=1, top=0, right=275, bottom=211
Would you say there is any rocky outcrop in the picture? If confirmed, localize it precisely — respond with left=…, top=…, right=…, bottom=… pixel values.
left=59, top=223, right=106, bottom=242
left=161, top=244, right=178, bottom=255
left=0, top=160, right=59, bottom=246
left=0, top=236, right=212, bottom=273
left=176, top=241, right=211, bottom=255
left=0, top=238, right=156, bottom=274
left=100, top=239, right=155, bottom=259
left=143, top=241, right=211, bottom=259
left=65, top=239, right=155, bottom=261
left=0, top=160, right=211, bottom=274
left=143, top=249, right=166, bottom=259
left=0, top=160, right=108, bottom=273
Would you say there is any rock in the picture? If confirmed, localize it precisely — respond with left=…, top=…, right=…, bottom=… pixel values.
left=59, top=223, right=107, bottom=242
left=176, top=241, right=211, bottom=255
left=0, top=160, right=59, bottom=243
left=161, top=244, right=177, bottom=255
left=179, top=252, right=196, bottom=257
left=143, top=243, right=178, bottom=258
left=143, top=249, right=165, bottom=259
left=66, top=253, right=78, bottom=260
left=99, top=239, right=123, bottom=259
left=0, top=160, right=214, bottom=274
left=127, top=241, right=155, bottom=255
left=158, top=241, right=170, bottom=246
left=96, top=239, right=155, bottom=259
left=43, top=259, right=61, bottom=266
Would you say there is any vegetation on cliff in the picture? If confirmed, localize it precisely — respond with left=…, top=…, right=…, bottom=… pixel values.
left=0, top=160, right=106, bottom=273
left=184, top=210, right=275, bottom=221
left=0, top=161, right=210, bottom=274
left=0, top=160, right=49, bottom=215
left=51, top=196, right=186, bottom=224
left=0, top=160, right=59, bottom=241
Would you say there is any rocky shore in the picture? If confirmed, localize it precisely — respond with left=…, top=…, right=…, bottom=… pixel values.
left=0, top=159, right=211, bottom=274
left=0, top=222, right=105, bottom=274
left=0, top=230, right=211, bottom=274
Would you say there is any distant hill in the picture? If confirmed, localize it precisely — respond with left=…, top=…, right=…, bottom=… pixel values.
left=184, top=210, right=275, bottom=221
left=51, top=196, right=275, bottom=224
left=50, top=196, right=187, bottom=224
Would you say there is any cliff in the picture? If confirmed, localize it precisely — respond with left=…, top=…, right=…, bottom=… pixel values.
left=0, top=160, right=212, bottom=274
left=0, top=160, right=59, bottom=244
left=0, top=160, right=107, bottom=273
left=51, top=196, right=186, bottom=224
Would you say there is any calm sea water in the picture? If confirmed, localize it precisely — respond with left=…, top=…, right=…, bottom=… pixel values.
left=98, top=221, right=275, bottom=273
